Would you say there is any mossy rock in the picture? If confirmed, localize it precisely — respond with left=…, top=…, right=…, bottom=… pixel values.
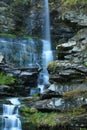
left=47, top=61, right=58, bottom=74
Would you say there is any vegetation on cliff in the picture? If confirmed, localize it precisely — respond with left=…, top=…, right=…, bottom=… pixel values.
left=62, top=0, right=87, bottom=5
left=21, top=106, right=87, bottom=129
left=0, top=73, right=15, bottom=85
left=12, top=0, right=30, bottom=5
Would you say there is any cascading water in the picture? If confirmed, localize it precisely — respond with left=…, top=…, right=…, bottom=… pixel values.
left=2, top=98, right=22, bottom=130
left=38, top=0, right=53, bottom=92
left=0, top=38, right=41, bottom=67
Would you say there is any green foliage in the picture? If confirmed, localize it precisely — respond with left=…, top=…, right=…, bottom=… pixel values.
left=37, top=4, right=43, bottom=9
left=80, top=128, right=87, bottom=130
left=21, top=105, right=87, bottom=128
left=21, top=107, right=38, bottom=115
left=0, top=73, right=15, bottom=85
left=13, top=0, right=29, bottom=5
left=0, top=33, right=16, bottom=38
left=84, top=62, right=87, bottom=67
left=29, top=112, right=58, bottom=127
left=72, top=107, right=86, bottom=115
left=62, top=0, right=87, bottom=5
left=49, top=2, right=55, bottom=7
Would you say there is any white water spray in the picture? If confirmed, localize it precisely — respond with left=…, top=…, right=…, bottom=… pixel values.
left=2, top=98, right=22, bottom=130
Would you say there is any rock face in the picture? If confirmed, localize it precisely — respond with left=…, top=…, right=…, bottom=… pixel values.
left=47, top=28, right=87, bottom=84
left=0, top=0, right=87, bottom=46
left=0, top=63, right=41, bottom=85
left=0, top=1, right=87, bottom=129
left=45, top=8, right=87, bottom=130
left=0, top=60, right=41, bottom=96
left=0, top=1, right=15, bottom=33
left=0, top=0, right=76, bottom=42
left=64, top=11, right=87, bottom=27
left=0, top=0, right=45, bottom=36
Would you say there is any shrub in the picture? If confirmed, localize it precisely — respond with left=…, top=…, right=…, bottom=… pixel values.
left=0, top=73, right=15, bottom=85
left=62, top=0, right=87, bottom=5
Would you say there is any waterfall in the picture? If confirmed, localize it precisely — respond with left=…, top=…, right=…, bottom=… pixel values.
left=37, top=0, right=53, bottom=93
left=43, top=0, right=53, bottom=70
left=2, top=98, right=22, bottom=130
left=0, top=38, right=41, bottom=67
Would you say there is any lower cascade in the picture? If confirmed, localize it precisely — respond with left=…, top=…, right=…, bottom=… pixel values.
left=37, top=0, right=53, bottom=93
left=37, top=40, right=53, bottom=93
left=2, top=98, right=22, bottom=130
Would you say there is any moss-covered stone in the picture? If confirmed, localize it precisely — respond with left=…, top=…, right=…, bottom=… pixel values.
left=47, top=62, right=58, bottom=74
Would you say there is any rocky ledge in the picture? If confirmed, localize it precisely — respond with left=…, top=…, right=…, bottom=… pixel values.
left=0, top=53, right=41, bottom=96
left=19, top=88, right=87, bottom=130
left=47, top=28, right=87, bottom=84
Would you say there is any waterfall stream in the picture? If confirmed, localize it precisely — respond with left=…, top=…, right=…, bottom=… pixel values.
left=37, top=0, right=53, bottom=93
left=2, top=98, right=22, bottom=130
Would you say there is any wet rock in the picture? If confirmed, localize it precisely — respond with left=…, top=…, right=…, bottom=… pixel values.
left=27, top=89, right=87, bottom=112
left=0, top=85, right=10, bottom=91
left=40, top=90, right=61, bottom=100
left=40, top=84, right=62, bottom=100
left=31, top=97, right=87, bottom=112
left=0, top=62, right=41, bottom=86
left=0, top=85, right=11, bottom=97
left=48, top=28, right=87, bottom=83
left=18, top=67, right=41, bottom=86
left=48, top=61, right=87, bottom=83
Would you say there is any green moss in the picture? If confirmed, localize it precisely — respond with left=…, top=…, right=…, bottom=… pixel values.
left=49, top=2, right=55, bottom=7
left=23, top=35, right=39, bottom=39
left=37, top=4, right=43, bottom=9
left=21, top=107, right=38, bottom=115
left=0, top=33, right=16, bottom=38
left=47, top=62, right=58, bottom=74
left=84, top=62, right=87, bottom=67
left=80, top=128, right=87, bottom=130
left=0, top=73, right=15, bottom=85
left=47, top=62, right=58, bottom=68
left=62, top=0, right=87, bottom=5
